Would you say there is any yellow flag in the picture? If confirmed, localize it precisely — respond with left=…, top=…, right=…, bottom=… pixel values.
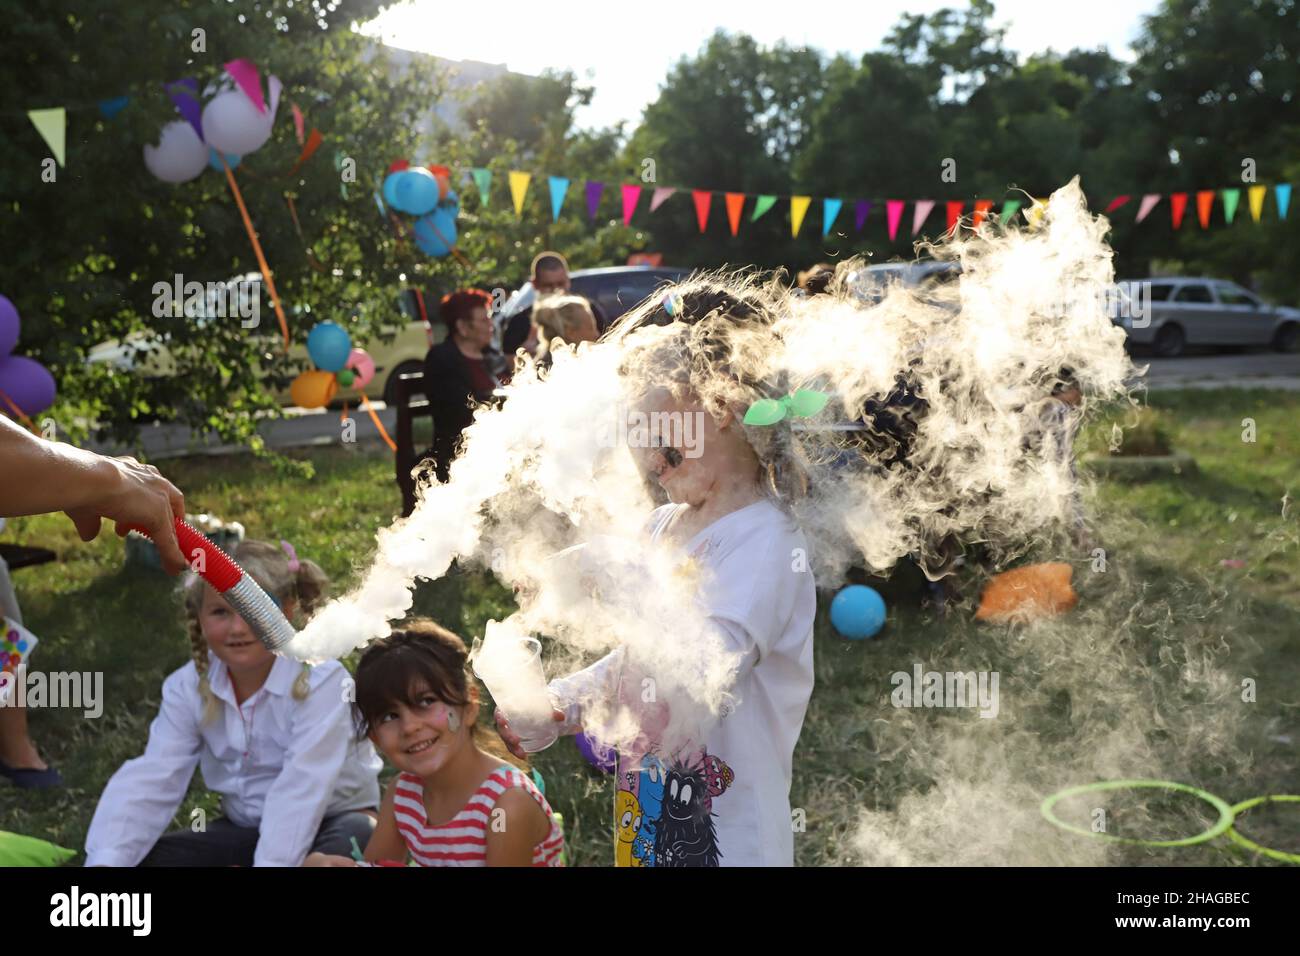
left=509, top=171, right=531, bottom=217
left=790, top=195, right=811, bottom=237
left=1025, top=197, right=1049, bottom=228
left=27, top=108, right=66, bottom=166
left=1247, top=184, right=1267, bottom=223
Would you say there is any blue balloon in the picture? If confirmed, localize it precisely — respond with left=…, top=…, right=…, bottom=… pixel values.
left=382, top=172, right=405, bottom=211
left=306, top=321, right=352, bottom=372
left=207, top=148, right=240, bottom=172
left=830, top=585, right=887, bottom=640
left=412, top=206, right=458, bottom=257
left=392, top=167, right=441, bottom=215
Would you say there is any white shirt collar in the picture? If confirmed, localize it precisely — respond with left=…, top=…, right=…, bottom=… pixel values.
left=206, top=652, right=303, bottom=705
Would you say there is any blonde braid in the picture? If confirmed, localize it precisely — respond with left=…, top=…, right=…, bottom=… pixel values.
left=186, top=610, right=222, bottom=725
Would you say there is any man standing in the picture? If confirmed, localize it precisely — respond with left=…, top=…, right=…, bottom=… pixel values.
left=502, top=251, right=607, bottom=356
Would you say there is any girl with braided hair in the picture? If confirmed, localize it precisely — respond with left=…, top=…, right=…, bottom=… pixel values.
left=85, top=538, right=381, bottom=867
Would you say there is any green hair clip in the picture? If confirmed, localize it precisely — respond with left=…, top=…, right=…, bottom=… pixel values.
left=743, top=388, right=829, bottom=426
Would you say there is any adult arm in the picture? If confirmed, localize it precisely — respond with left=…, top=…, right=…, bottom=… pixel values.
left=0, top=416, right=186, bottom=573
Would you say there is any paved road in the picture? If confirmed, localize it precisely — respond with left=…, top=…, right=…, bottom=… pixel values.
left=83, top=350, right=1298, bottom=460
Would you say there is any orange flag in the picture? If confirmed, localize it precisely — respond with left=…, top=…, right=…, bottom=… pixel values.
left=1195, top=190, right=1215, bottom=228
left=724, top=192, right=745, bottom=236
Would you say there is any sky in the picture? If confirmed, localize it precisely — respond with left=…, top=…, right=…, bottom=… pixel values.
left=360, top=0, right=1163, bottom=131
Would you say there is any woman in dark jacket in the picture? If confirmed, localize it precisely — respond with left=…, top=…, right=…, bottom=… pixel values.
left=424, top=288, right=509, bottom=482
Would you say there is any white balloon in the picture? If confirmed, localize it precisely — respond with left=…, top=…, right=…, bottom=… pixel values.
left=143, top=120, right=210, bottom=184
left=201, top=74, right=282, bottom=157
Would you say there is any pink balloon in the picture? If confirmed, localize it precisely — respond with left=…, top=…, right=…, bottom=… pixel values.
left=345, top=348, right=376, bottom=389
left=0, top=355, right=56, bottom=417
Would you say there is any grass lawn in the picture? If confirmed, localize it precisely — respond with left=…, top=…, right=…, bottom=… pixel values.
left=1, top=388, right=1296, bottom=866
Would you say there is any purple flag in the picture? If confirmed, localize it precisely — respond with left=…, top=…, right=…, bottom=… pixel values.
left=586, top=181, right=604, bottom=220
left=166, top=78, right=203, bottom=142
left=854, top=200, right=872, bottom=232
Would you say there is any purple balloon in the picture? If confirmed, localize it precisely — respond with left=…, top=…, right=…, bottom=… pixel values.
left=0, top=295, right=18, bottom=358
left=574, top=731, right=616, bottom=773
left=0, top=355, right=56, bottom=417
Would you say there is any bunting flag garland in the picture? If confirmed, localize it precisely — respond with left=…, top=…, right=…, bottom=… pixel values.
left=692, top=190, right=712, bottom=233
left=508, top=170, right=530, bottom=216
left=886, top=200, right=905, bottom=240
left=649, top=186, right=676, bottom=212
left=725, top=192, right=745, bottom=236
left=1105, top=195, right=1131, bottom=213
left=1170, top=192, right=1188, bottom=229
left=854, top=199, right=872, bottom=231
left=1221, top=188, right=1240, bottom=225
left=999, top=199, right=1021, bottom=226
left=291, top=102, right=305, bottom=145
left=1277, top=183, right=1292, bottom=220
left=751, top=194, right=777, bottom=221
left=1196, top=189, right=1215, bottom=228
left=1136, top=193, right=1161, bottom=223
left=471, top=167, right=492, bottom=208
left=548, top=176, right=569, bottom=221
left=790, top=195, right=811, bottom=237
left=1248, top=185, right=1267, bottom=223
left=911, top=198, right=934, bottom=236
left=822, top=197, right=842, bottom=237
left=26, top=108, right=66, bottom=166
left=224, top=59, right=267, bottom=113
left=622, top=184, right=641, bottom=226
left=585, top=181, right=604, bottom=220
left=944, top=200, right=964, bottom=233
left=165, top=78, right=203, bottom=141
left=97, top=96, right=129, bottom=119
left=972, top=199, right=993, bottom=229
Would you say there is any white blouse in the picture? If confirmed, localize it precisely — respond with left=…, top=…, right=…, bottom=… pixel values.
left=85, top=653, right=381, bottom=867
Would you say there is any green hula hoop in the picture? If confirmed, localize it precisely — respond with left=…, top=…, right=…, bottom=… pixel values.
left=1226, top=795, right=1300, bottom=865
left=1041, top=779, right=1235, bottom=848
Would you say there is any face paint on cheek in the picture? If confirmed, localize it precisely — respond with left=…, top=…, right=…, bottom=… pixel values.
left=445, top=707, right=461, bottom=732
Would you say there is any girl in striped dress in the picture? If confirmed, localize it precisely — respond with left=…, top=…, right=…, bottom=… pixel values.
left=308, top=619, right=563, bottom=867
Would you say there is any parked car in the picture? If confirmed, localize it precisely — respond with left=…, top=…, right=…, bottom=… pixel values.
left=846, top=261, right=962, bottom=305
left=495, top=265, right=691, bottom=351
left=86, top=282, right=442, bottom=407
left=1114, top=277, right=1300, bottom=357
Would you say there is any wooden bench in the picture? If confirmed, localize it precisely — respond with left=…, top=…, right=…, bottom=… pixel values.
left=393, top=371, right=434, bottom=517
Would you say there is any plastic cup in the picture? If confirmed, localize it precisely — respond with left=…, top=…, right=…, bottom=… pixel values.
left=472, top=624, right=558, bottom=754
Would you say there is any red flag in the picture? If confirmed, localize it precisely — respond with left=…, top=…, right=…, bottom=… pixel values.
left=692, top=190, right=712, bottom=233
left=1195, top=190, right=1215, bottom=228
left=1105, top=195, right=1131, bottom=214
left=945, top=200, right=964, bottom=233
left=724, top=192, right=745, bottom=236
left=1170, top=192, right=1188, bottom=229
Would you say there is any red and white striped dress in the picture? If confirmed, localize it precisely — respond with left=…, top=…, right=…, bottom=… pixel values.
left=392, top=765, right=565, bottom=866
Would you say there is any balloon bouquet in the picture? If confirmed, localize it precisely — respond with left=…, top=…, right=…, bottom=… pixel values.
left=289, top=321, right=376, bottom=410
left=380, top=161, right=461, bottom=259
left=0, top=294, right=57, bottom=424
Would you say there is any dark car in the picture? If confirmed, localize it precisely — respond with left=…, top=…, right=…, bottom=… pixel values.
left=496, top=266, right=691, bottom=353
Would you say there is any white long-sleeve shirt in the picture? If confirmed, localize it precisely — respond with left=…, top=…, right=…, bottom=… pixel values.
left=85, top=653, right=381, bottom=867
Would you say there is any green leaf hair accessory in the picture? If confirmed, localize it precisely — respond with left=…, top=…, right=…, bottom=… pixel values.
left=743, top=388, right=829, bottom=426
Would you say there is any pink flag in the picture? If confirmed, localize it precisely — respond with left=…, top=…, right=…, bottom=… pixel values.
left=1135, top=194, right=1161, bottom=223
left=886, top=200, right=905, bottom=241
left=291, top=102, right=305, bottom=145
left=649, top=187, right=676, bottom=212
left=225, top=59, right=266, bottom=113
left=621, top=184, right=641, bottom=226
left=912, top=199, right=935, bottom=236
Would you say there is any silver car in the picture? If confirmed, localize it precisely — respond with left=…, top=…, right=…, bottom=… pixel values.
left=1115, top=277, right=1300, bottom=356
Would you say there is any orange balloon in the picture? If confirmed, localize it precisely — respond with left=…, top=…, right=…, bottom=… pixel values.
left=975, top=562, right=1078, bottom=623
left=290, top=370, right=338, bottom=409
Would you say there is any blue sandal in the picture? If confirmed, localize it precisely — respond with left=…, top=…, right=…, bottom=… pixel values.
left=0, top=758, right=63, bottom=790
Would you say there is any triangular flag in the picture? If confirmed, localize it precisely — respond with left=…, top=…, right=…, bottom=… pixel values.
left=508, top=171, right=531, bottom=217
left=692, top=190, right=712, bottom=233
left=1025, top=198, right=1048, bottom=228
left=548, top=176, right=569, bottom=221
left=944, top=200, right=964, bottom=233
left=725, top=192, right=745, bottom=236
left=1105, top=195, right=1131, bottom=214
left=1170, top=192, right=1188, bottom=229
left=790, top=195, right=811, bottom=237
left=1247, top=185, right=1267, bottom=223
left=26, top=108, right=65, bottom=166
left=912, top=199, right=935, bottom=235
left=622, top=184, right=641, bottom=226
left=822, top=198, right=843, bottom=237
left=225, top=59, right=266, bottom=113
left=649, top=187, right=676, bottom=212
left=972, top=199, right=993, bottom=229
left=886, top=200, right=905, bottom=240
left=854, top=200, right=872, bottom=232
left=471, top=168, right=492, bottom=208
left=999, top=199, right=1021, bottom=226
left=291, top=102, right=305, bottom=145
left=586, top=181, right=604, bottom=220
left=1276, top=183, right=1292, bottom=220
left=165, top=78, right=203, bottom=142
left=98, top=96, right=129, bottom=120
left=1196, top=190, right=1215, bottom=228
left=751, top=194, right=777, bottom=221
left=1221, top=188, right=1240, bottom=225
left=1136, top=193, right=1161, bottom=223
